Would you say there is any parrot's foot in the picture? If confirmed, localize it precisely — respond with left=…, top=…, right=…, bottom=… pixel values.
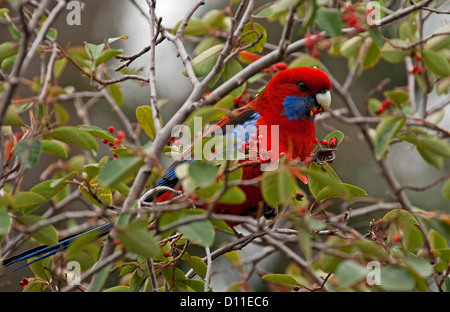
left=311, top=147, right=336, bottom=165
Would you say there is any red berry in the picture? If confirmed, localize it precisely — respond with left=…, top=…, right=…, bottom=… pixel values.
left=298, top=206, right=306, bottom=214
left=164, top=252, right=170, bottom=258
left=276, top=62, right=287, bottom=71
left=113, top=152, right=118, bottom=158
left=392, top=234, right=402, bottom=243
left=329, top=137, right=337, bottom=147
left=117, top=130, right=126, bottom=139
left=102, top=139, right=108, bottom=144
left=375, top=106, right=385, bottom=115
left=20, top=278, right=29, bottom=288
left=381, top=99, right=391, bottom=108
left=321, top=139, right=328, bottom=146
left=314, top=138, right=319, bottom=144
left=108, top=126, right=115, bottom=133
left=295, top=192, right=304, bottom=200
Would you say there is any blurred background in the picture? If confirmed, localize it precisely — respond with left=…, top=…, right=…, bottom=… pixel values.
left=1, top=0, right=449, bottom=291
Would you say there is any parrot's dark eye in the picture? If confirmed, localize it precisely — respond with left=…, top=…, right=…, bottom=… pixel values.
left=297, top=81, right=309, bottom=91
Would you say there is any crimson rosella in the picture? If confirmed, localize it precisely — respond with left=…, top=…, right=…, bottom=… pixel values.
left=2, top=66, right=332, bottom=274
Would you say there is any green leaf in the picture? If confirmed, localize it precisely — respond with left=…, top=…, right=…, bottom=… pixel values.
left=44, top=126, right=98, bottom=154
left=417, top=140, right=444, bottom=169
left=29, top=257, right=52, bottom=282
left=189, top=161, right=219, bottom=187
left=239, top=23, right=267, bottom=53
left=78, top=125, right=115, bottom=142
left=315, top=7, right=342, bottom=37
left=288, top=55, right=322, bottom=69
left=429, top=229, right=447, bottom=250
left=384, top=90, right=410, bottom=108
left=174, top=18, right=209, bottom=36
left=254, top=0, right=301, bottom=18
left=223, top=59, right=246, bottom=97
left=108, top=83, right=123, bottom=107
left=218, top=186, right=246, bottom=204
left=40, top=139, right=68, bottom=158
left=323, top=130, right=344, bottom=148
left=136, top=105, right=159, bottom=140
left=367, top=27, right=384, bottom=48
left=381, top=39, right=411, bottom=63
left=402, top=222, right=424, bottom=252
left=184, top=254, right=207, bottom=279
left=436, top=248, right=450, bottom=262
left=3, top=105, right=24, bottom=126
left=379, top=265, right=415, bottom=291
left=95, top=48, right=123, bottom=66
left=30, top=172, right=76, bottom=201
left=85, top=43, right=104, bottom=63
left=0, top=42, right=18, bottom=61
left=361, top=38, right=381, bottom=69
left=12, top=192, right=46, bottom=214
left=262, top=168, right=296, bottom=207
left=424, top=26, right=450, bottom=51
left=315, top=183, right=367, bottom=202
left=14, top=139, right=41, bottom=168
left=104, top=286, right=130, bottom=292
left=177, top=217, right=215, bottom=247
left=117, top=220, right=159, bottom=258
left=374, top=115, right=405, bottom=159
left=185, top=106, right=229, bottom=138
left=340, top=36, right=363, bottom=58
left=416, top=136, right=450, bottom=159
left=382, top=209, right=418, bottom=225
left=354, top=239, right=389, bottom=260
left=99, top=156, right=144, bottom=187
left=189, top=44, right=224, bottom=78
left=442, top=180, right=450, bottom=200
left=405, top=254, right=433, bottom=278
left=261, top=274, right=303, bottom=287
left=16, top=215, right=58, bottom=245
left=0, top=209, right=11, bottom=242
left=303, top=163, right=344, bottom=200
left=335, top=260, right=368, bottom=287
left=422, top=50, right=450, bottom=77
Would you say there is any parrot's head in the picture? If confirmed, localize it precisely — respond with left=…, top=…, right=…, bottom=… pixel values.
left=258, top=67, right=332, bottom=122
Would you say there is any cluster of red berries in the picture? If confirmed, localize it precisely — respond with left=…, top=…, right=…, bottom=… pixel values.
left=237, top=133, right=273, bottom=163
left=101, top=126, right=126, bottom=159
left=305, top=33, right=322, bottom=59
left=375, top=99, right=392, bottom=115
left=233, top=90, right=253, bottom=108
left=317, top=136, right=338, bottom=148
left=263, top=62, right=288, bottom=73
left=343, top=5, right=365, bottom=31
left=410, top=53, right=423, bottom=74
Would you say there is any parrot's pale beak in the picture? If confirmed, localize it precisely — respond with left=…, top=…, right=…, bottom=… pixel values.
left=316, top=90, right=331, bottom=111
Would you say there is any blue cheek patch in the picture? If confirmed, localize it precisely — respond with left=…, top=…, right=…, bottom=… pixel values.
left=282, top=96, right=315, bottom=121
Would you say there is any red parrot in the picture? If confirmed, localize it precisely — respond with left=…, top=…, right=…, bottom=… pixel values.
left=155, top=66, right=331, bottom=218
left=1, top=67, right=331, bottom=273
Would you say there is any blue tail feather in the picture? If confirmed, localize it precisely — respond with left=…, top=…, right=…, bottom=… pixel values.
left=1, top=222, right=113, bottom=275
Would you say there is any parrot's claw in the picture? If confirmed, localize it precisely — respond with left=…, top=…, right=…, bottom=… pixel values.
left=311, top=147, right=336, bottom=165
